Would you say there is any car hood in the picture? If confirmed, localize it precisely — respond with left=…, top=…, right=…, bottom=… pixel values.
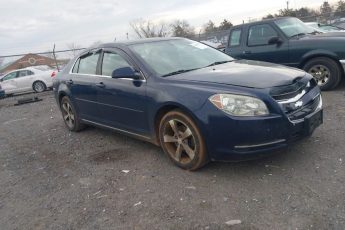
left=170, top=60, right=306, bottom=89
left=313, top=32, right=345, bottom=37
left=295, top=33, right=345, bottom=40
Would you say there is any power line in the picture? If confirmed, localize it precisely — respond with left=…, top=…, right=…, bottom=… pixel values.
left=0, top=48, right=86, bottom=58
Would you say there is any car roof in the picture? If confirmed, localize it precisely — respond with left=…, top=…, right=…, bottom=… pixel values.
left=231, top=17, right=294, bottom=29
left=90, top=37, right=186, bottom=50
left=4, top=66, right=44, bottom=74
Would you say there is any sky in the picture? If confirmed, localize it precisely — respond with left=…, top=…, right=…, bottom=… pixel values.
left=0, top=0, right=335, bottom=57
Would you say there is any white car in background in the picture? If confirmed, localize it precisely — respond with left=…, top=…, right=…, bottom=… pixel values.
left=0, top=66, right=56, bottom=96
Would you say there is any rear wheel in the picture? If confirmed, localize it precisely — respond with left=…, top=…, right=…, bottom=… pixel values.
left=303, top=57, right=342, bottom=91
left=159, top=110, right=208, bottom=171
left=33, top=81, right=47, bottom=93
left=60, top=96, right=84, bottom=132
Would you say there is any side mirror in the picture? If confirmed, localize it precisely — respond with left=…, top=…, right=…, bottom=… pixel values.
left=268, top=36, right=283, bottom=45
left=111, top=66, right=141, bottom=80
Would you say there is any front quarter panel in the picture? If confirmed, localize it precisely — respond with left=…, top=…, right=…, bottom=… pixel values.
left=289, top=38, right=345, bottom=66
left=146, top=77, right=283, bottom=142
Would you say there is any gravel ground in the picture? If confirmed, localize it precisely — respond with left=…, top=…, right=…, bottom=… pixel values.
left=0, top=84, right=345, bottom=230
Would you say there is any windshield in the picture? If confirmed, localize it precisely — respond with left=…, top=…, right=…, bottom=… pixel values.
left=275, top=18, right=316, bottom=37
left=33, top=65, right=54, bottom=71
left=321, top=25, right=343, bottom=31
left=129, top=39, right=234, bottom=77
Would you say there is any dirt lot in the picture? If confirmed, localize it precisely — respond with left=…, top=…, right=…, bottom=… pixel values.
left=0, top=85, right=345, bottom=230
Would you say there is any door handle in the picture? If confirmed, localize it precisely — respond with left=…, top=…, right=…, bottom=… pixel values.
left=66, top=79, right=73, bottom=85
left=243, top=50, right=252, bottom=54
left=96, top=82, right=105, bottom=88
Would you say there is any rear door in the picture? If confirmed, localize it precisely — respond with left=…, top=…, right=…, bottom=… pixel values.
left=94, top=49, right=149, bottom=135
left=68, top=50, right=101, bottom=122
left=15, top=70, right=35, bottom=92
left=225, top=28, right=245, bottom=59
left=240, top=23, right=289, bottom=64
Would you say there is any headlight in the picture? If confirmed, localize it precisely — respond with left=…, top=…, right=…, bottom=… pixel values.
left=209, top=94, right=269, bottom=116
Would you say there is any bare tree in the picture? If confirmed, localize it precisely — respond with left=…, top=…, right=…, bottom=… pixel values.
left=218, top=19, right=233, bottom=30
left=66, top=42, right=82, bottom=58
left=202, top=20, right=217, bottom=33
left=130, top=19, right=170, bottom=38
left=170, top=20, right=195, bottom=38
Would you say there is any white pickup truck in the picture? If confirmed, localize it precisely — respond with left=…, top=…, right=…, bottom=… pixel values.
left=0, top=66, right=56, bottom=96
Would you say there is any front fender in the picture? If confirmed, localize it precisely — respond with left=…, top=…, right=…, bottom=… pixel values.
left=56, top=83, right=73, bottom=107
left=300, top=49, right=340, bottom=67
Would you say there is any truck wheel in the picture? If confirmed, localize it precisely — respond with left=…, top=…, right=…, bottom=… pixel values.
left=303, top=57, right=342, bottom=91
left=159, top=109, right=209, bottom=171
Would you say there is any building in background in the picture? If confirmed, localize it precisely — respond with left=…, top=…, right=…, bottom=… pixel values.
left=0, top=53, right=67, bottom=74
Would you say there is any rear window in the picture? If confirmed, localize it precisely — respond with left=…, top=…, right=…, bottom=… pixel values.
left=248, top=24, right=278, bottom=46
left=73, top=52, right=100, bottom=75
left=33, top=65, right=53, bottom=71
left=229, top=29, right=241, bottom=47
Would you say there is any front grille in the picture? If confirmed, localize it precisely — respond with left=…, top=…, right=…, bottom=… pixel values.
left=286, top=95, right=320, bottom=121
left=270, top=78, right=320, bottom=122
left=270, top=78, right=317, bottom=101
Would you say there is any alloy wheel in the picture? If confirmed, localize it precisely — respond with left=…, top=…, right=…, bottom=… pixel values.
left=34, top=82, right=45, bottom=92
left=308, top=65, right=331, bottom=87
left=61, top=101, right=75, bottom=129
left=162, top=119, right=196, bottom=164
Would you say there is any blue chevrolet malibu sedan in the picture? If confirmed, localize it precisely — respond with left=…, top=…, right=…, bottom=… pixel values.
left=53, top=38, right=323, bottom=170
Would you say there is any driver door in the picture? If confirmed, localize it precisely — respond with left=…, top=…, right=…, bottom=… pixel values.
left=0, top=71, right=19, bottom=94
left=242, top=23, right=290, bottom=65
left=94, top=49, right=149, bottom=135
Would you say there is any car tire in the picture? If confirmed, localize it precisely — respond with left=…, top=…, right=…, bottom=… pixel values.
left=303, top=57, right=342, bottom=91
left=60, top=96, right=85, bottom=132
left=159, top=109, right=209, bottom=171
left=32, top=81, right=47, bottom=93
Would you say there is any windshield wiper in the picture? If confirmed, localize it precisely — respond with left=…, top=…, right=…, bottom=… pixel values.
left=161, top=68, right=199, bottom=77
left=206, top=60, right=233, bottom=67
left=308, top=30, right=322, bottom=35
left=290, top=33, right=306, bottom=38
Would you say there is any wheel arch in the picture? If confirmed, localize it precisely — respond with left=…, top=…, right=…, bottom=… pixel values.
left=153, top=103, right=204, bottom=146
left=58, top=91, right=68, bottom=105
left=299, top=50, right=342, bottom=70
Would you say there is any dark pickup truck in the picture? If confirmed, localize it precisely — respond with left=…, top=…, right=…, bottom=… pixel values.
left=225, top=17, right=345, bottom=90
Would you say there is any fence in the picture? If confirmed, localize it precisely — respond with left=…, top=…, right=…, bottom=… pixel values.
left=0, top=48, right=86, bottom=75
left=1, top=10, right=345, bottom=74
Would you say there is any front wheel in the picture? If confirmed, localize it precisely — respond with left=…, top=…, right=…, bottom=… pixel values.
left=60, top=96, right=85, bottom=132
left=159, top=110, right=209, bottom=171
left=303, top=57, right=342, bottom=91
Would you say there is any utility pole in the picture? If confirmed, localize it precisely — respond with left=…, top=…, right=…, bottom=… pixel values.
left=52, top=44, right=60, bottom=72
left=286, top=1, right=289, bottom=10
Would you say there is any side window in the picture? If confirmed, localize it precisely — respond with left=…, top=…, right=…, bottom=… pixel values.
left=77, top=53, right=100, bottom=75
left=229, top=29, right=242, bottom=47
left=101, top=52, right=132, bottom=76
left=248, top=24, right=278, bottom=46
left=27, top=70, right=34, bottom=75
left=18, top=70, right=29, bottom=78
left=72, top=59, right=80, bottom=73
left=2, top=72, right=17, bottom=81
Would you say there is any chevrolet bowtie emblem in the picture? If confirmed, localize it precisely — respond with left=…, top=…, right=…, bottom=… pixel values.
left=295, top=101, right=303, bottom=108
